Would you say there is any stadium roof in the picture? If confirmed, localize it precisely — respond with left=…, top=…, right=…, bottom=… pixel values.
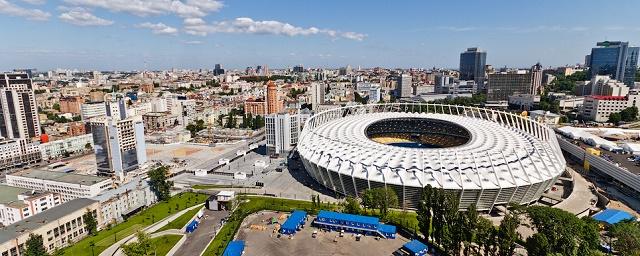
left=317, top=210, right=379, bottom=226
left=299, top=112, right=565, bottom=190
left=223, top=240, right=245, bottom=256
left=592, top=209, right=635, bottom=225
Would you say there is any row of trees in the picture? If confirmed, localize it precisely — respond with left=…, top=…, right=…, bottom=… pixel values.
left=547, top=70, right=588, bottom=93
left=429, top=93, right=486, bottom=106
left=608, top=106, right=639, bottom=123
left=238, top=113, right=265, bottom=130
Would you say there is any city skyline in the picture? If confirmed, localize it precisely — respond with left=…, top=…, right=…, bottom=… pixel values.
left=2, top=0, right=640, bottom=70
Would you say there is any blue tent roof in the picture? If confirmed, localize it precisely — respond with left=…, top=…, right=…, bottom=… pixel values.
left=222, top=240, right=245, bottom=256
left=592, top=209, right=635, bottom=225
left=377, top=224, right=396, bottom=234
left=281, top=210, right=307, bottom=232
left=403, top=240, right=428, bottom=255
left=317, top=210, right=379, bottom=225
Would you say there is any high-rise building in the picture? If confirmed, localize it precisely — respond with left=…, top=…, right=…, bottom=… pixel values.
left=459, top=47, right=487, bottom=87
left=588, top=41, right=639, bottom=85
left=530, top=63, right=543, bottom=95
left=90, top=116, right=147, bottom=180
left=293, top=65, right=305, bottom=73
left=311, top=82, right=325, bottom=110
left=266, top=81, right=280, bottom=114
left=396, top=74, right=413, bottom=98
left=59, top=96, right=85, bottom=114
left=0, top=73, right=41, bottom=139
left=213, top=64, right=225, bottom=76
left=265, top=112, right=300, bottom=155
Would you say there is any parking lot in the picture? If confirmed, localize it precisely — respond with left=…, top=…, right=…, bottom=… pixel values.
left=235, top=211, right=409, bottom=256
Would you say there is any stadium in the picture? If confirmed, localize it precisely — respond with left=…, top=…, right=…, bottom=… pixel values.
left=297, top=103, right=566, bottom=211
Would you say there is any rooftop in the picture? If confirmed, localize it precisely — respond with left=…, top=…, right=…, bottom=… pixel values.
left=592, top=208, right=635, bottom=225
left=317, top=210, right=379, bottom=226
left=0, top=185, right=52, bottom=206
left=9, top=169, right=110, bottom=186
left=0, top=198, right=98, bottom=245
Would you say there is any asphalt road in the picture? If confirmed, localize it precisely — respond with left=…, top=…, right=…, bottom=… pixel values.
left=173, top=209, right=229, bottom=256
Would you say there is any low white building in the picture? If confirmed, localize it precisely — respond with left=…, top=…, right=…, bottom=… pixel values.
left=529, top=110, right=562, bottom=125
left=0, top=185, right=62, bottom=226
left=582, top=96, right=630, bottom=122
left=40, top=134, right=93, bottom=160
left=6, top=169, right=112, bottom=202
left=92, top=178, right=156, bottom=227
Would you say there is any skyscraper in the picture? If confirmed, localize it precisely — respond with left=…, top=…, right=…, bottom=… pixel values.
left=90, top=116, right=146, bottom=180
left=459, top=47, right=487, bottom=87
left=310, top=82, right=325, bottom=110
left=530, top=63, right=543, bottom=95
left=588, top=41, right=639, bottom=86
left=265, top=112, right=299, bottom=155
left=213, top=64, right=225, bottom=76
left=266, top=81, right=279, bottom=114
left=396, top=74, right=413, bottom=98
left=0, top=73, right=41, bottom=140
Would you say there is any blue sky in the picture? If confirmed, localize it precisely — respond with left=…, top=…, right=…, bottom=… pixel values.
left=1, top=0, right=640, bottom=71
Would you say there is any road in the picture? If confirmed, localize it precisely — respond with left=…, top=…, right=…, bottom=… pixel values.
left=173, top=209, right=229, bottom=256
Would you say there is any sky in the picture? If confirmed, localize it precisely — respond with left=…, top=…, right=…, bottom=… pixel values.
left=2, top=0, right=640, bottom=71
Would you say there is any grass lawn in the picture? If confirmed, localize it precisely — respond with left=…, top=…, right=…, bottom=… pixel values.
left=191, top=184, right=256, bottom=190
left=202, top=196, right=340, bottom=256
left=150, top=234, right=183, bottom=256
left=61, top=192, right=209, bottom=256
left=156, top=206, right=202, bottom=233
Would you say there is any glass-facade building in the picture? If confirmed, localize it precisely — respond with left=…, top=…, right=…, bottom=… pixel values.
left=459, top=48, right=487, bottom=88
left=589, top=41, right=639, bottom=86
left=91, top=117, right=146, bottom=180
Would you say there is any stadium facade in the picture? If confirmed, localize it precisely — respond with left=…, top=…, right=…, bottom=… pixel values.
left=297, top=103, right=566, bottom=211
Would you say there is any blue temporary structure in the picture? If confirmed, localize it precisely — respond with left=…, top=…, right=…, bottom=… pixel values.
left=280, top=210, right=307, bottom=234
left=314, top=210, right=396, bottom=238
left=403, top=240, right=428, bottom=256
left=222, top=240, right=245, bottom=256
left=592, top=209, right=635, bottom=225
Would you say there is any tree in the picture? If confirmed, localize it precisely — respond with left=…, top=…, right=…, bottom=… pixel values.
left=620, top=106, right=639, bottom=122
left=462, top=203, right=479, bottom=255
left=83, top=210, right=98, bottom=235
left=148, top=165, right=173, bottom=201
left=25, top=234, right=48, bottom=256
left=341, top=197, right=361, bottom=214
left=121, top=231, right=152, bottom=256
left=361, top=189, right=375, bottom=212
left=526, top=233, right=550, bottom=256
left=497, top=211, right=520, bottom=256
left=372, top=187, right=398, bottom=216
left=52, top=103, right=60, bottom=111
left=417, top=185, right=434, bottom=241
left=85, top=143, right=92, bottom=150
left=609, top=112, right=622, bottom=123
left=610, top=220, right=640, bottom=256
left=476, top=217, right=496, bottom=256
left=526, top=206, right=600, bottom=255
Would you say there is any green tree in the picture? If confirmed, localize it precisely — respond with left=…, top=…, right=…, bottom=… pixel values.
left=476, top=217, right=496, bottom=256
left=526, top=206, right=600, bottom=255
left=341, top=197, right=361, bottom=214
left=463, top=203, right=479, bottom=255
left=361, top=189, right=375, bottom=212
left=148, top=165, right=174, bottom=201
left=372, top=187, right=398, bottom=216
left=52, top=103, right=60, bottom=111
left=25, top=234, right=48, bottom=256
left=121, top=231, right=152, bottom=256
left=83, top=209, right=98, bottom=236
left=417, top=185, right=434, bottom=241
left=526, top=233, right=550, bottom=256
left=497, top=211, right=520, bottom=256
left=609, top=112, right=622, bottom=123
left=610, top=220, right=640, bottom=256
left=620, top=106, right=639, bottom=122
left=84, top=143, right=92, bottom=150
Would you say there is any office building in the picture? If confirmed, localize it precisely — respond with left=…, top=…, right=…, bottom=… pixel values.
left=265, top=112, right=300, bottom=154
left=266, top=81, right=281, bottom=114
left=80, top=102, right=107, bottom=120
left=310, top=82, right=325, bottom=110
left=244, top=99, right=266, bottom=116
left=588, top=41, right=639, bottom=85
left=575, top=75, right=629, bottom=96
left=396, top=74, right=413, bottom=98
left=0, top=198, right=100, bottom=255
left=293, top=65, right=305, bottom=73
left=459, top=47, right=487, bottom=87
left=90, top=116, right=147, bottom=180
left=0, top=73, right=41, bottom=139
left=213, top=64, right=225, bottom=76
left=6, top=169, right=112, bottom=202
left=530, top=63, right=543, bottom=95
left=39, top=134, right=93, bottom=160
left=142, top=112, right=178, bottom=131
left=487, top=65, right=543, bottom=101
left=59, top=96, right=85, bottom=114
left=0, top=185, right=62, bottom=226
left=582, top=96, right=629, bottom=122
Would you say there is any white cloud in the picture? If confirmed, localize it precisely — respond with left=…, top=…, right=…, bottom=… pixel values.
left=59, top=7, right=114, bottom=26
left=0, top=0, right=50, bottom=21
left=64, top=0, right=222, bottom=18
left=183, top=40, right=203, bottom=44
left=136, top=22, right=178, bottom=35
left=21, top=0, right=45, bottom=4
left=184, top=17, right=366, bottom=41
